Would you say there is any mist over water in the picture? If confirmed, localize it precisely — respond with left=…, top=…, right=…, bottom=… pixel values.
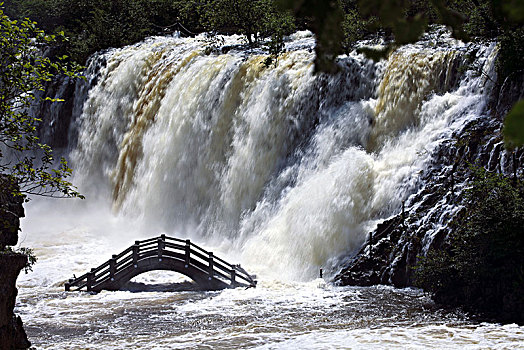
left=16, top=31, right=524, bottom=348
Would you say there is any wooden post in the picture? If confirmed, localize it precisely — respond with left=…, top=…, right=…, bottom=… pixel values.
left=133, top=244, right=139, bottom=267
left=230, top=268, right=236, bottom=285
left=157, top=237, right=164, bottom=261
left=208, top=252, right=214, bottom=279
left=87, top=270, right=94, bottom=292
left=110, top=255, right=117, bottom=280
left=185, top=239, right=190, bottom=267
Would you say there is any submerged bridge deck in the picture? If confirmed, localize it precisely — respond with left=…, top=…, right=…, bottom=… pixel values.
left=65, top=235, right=257, bottom=292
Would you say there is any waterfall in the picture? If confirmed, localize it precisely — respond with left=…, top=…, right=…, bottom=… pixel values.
left=58, top=30, right=498, bottom=281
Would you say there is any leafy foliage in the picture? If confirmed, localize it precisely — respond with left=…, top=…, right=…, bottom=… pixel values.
left=341, top=7, right=369, bottom=54
left=1, top=246, right=37, bottom=272
left=205, top=0, right=264, bottom=44
left=18, top=247, right=37, bottom=272
left=200, top=0, right=296, bottom=56
left=0, top=6, right=83, bottom=199
left=497, top=27, right=524, bottom=81
left=277, top=0, right=345, bottom=72
left=3, top=0, right=296, bottom=63
left=414, top=167, right=524, bottom=322
left=503, top=0, right=524, bottom=22
left=278, top=0, right=470, bottom=68
left=504, top=100, right=524, bottom=150
left=3, top=0, right=180, bottom=63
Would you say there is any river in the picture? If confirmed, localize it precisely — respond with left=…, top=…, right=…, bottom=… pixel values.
left=14, top=30, right=524, bottom=348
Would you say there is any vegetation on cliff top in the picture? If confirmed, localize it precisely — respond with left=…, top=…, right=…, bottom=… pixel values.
left=2, top=0, right=296, bottom=64
left=2, top=1, right=522, bottom=71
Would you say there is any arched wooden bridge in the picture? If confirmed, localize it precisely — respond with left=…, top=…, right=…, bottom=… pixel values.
left=65, top=235, right=257, bottom=292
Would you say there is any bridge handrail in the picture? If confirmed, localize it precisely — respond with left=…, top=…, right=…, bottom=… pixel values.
left=91, top=261, right=110, bottom=275
left=96, top=267, right=111, bottom=280
left=65, top=235, right=256, bottom=291
left=213, top=254, right=233, bottom=270
left=184, top=246, right=250, bottom=284
left=188, top=241, right=210, bottom=256
left=185, top=243, right=252, bottom=284
left=137, top=241, right=157, bottom=250
left=164, top=242, right=185, bottom=251
left=164, top=236, right=187, bottom=244
left=136, top=237, right=158, bottom=245
left=184, top=241, right=253, bottom=284
left=211, top=258, right=232, bottom=276
left=232, top=265, right=254, bottom=284
left=115, top=246, right=133, bottom=260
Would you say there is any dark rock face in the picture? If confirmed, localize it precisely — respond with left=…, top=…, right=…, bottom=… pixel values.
left=35, top=77, right=77, bottom=149
left=0, top=254, right=31, bottom=349
left=336, top=216, right=402, bottom=287
left=495, top=71, right=524, bottom=120
left=34, top=53, right=107, bottom=152
left=336, top=117, right=522, bottom=288
left=0, top=176, right=25, bottom=250
left=0, top=175, right=30, bottom=349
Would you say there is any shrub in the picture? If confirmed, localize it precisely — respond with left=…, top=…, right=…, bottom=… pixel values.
left=415, top=167, right=524, bottom=323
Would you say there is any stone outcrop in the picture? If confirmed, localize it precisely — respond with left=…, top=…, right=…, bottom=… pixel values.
left=0, top=254, right=31, bottom=349
left=336, top=116, right=523, bottom=287
left=0, top=175, right=31, bottom=349
left=0, top=176, right=24, bottom=250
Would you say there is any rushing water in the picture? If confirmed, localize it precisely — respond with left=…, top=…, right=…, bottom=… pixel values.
left=15, top=30, right=524, bottom=348
left=15, top=207, right=524, bottom=349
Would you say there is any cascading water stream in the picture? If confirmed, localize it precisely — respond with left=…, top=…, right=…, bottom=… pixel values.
left=15, top=30, right=524, bottom=349
left=67, top=30, right=497, bottom=281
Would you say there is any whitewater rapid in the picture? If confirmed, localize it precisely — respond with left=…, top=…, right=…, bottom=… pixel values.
left=17, top=202, right=524, bottom=349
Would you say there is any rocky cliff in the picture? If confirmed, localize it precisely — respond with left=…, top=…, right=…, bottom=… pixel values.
left=0, top=253, right=30, bottom=349
left=0, top=177, right=24, bottom=250
left=0, top=176, right=31, bottom=349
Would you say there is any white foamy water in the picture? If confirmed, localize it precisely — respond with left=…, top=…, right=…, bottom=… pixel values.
left=16, top=212, right=524, bottom=349
left=15, top=30, right=524, bottom=348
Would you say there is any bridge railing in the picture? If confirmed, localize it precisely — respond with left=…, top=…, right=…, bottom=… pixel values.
left=65, top=235, right=256, bottom=292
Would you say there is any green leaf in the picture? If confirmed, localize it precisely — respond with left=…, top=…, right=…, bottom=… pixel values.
left=393, top=15, right=427, bottom=45
left=504, top=0, right=524, bottom=23
left=503, top=99, right=524, bottom=150
left=357, top=45, right=392, bottom=61
left=0, top=7, right=84, bottom=200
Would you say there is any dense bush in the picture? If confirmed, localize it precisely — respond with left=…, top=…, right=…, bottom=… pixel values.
left=2, top=0, right=296, bottom=64
left=415, top=167, right=524, bottom=323
left=4, top=0, right=523, bottom=77
left=497, top=27, right=524, bottom=81
left=3, top=0, right=180, bottom=63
